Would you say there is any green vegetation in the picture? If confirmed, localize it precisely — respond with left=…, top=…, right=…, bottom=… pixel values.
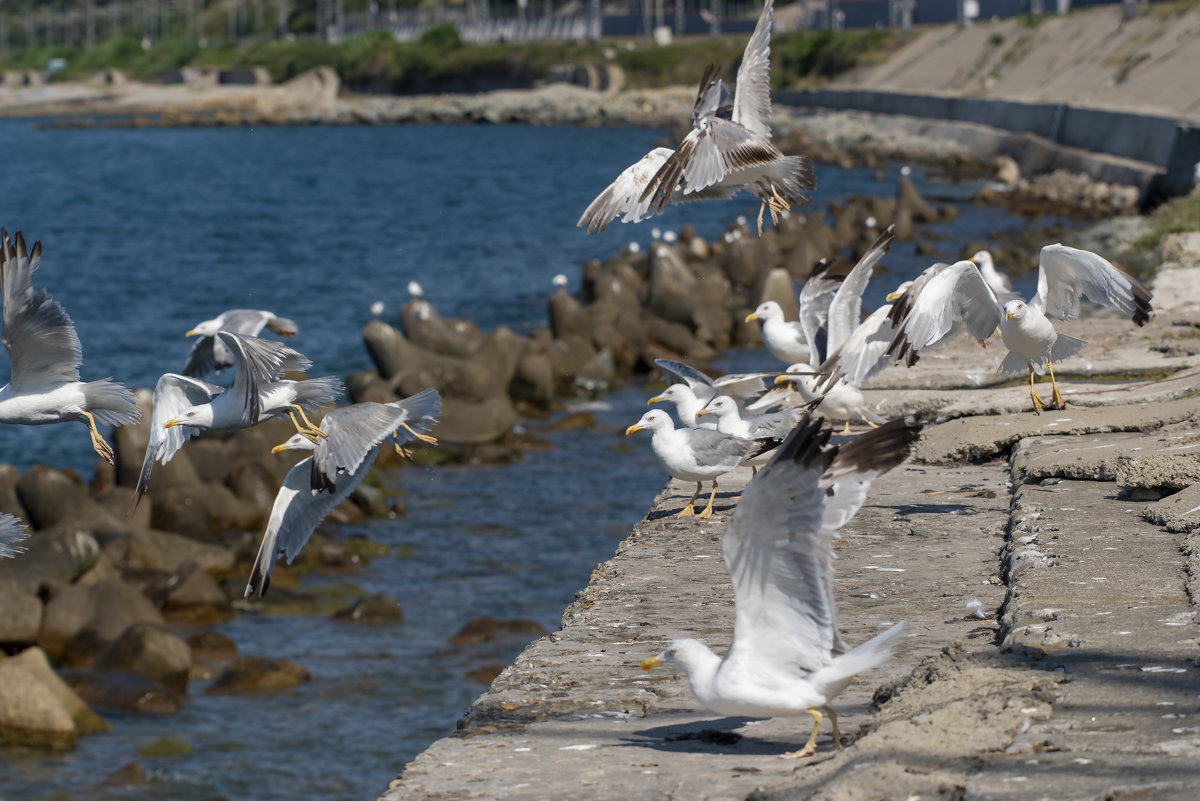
left=0, top=20, right=900, bottom=93
left=1136, top=193, right=1200, bottom=250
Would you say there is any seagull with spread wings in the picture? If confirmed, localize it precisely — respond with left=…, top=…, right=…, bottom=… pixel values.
left=641, top=415, right=920, bottom=758
left=886, top=244, right=1153, bottom=413
left=578, top=0, right=814, bottom=235
left=183, top=308, right=298, bottom=379
left=0, top=229, right=139, bottom=464
left=245, top=390, right=441, bottom=597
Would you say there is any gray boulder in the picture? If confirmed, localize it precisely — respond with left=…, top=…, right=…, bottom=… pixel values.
left=69, top=669, right=182, bottom=715
left=0, top=646, right=108, bottom=749
left=39, top=577, right=165, bottom=666
left=93, top=622, right=191, bottom=693
left=332, top=592, right=404, bottom=623
left=0, top=585, right=43, bottom=647
left=207, top=656, right=311, bottom=694
left=0, top=525, right=100, bottom=594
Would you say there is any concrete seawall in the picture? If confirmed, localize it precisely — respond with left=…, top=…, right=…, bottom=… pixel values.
left=378, top=258, right=1200, bottom=800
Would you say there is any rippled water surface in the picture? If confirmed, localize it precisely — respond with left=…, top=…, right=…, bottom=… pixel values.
left=0, top=120, right=1047, bottom=801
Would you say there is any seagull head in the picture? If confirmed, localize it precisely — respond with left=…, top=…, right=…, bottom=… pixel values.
left=625, top=409, right=672, bottom=436
left=697, top=396, right=736, bottom=420
left=272, top=432, right=317, bottom=454
left=885, top=280, right=913, bottom=303
left=647, top=385, right=688, bottom=407
left=186, top=317, right=222, bottom=338
left=640, top=639, right=716, bottom=675
left=164, top=405, right=213, bottom=429
left=745, top=300, right=781, bottom=324
left=970, top=250, right=995, bottom=272
left=1003, top=300, right=1026, bottom=321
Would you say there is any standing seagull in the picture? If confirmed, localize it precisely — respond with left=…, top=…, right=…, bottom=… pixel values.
left=579, top=0, right=814, bottom=235
left=183, top=308, right=298, bottom=379
left=245, top=390, right=442, bottom=597
left=887, top=245, right=1153, bottom=413
left=641, top=415, right=920, bottom=758
left=0, top=230, right=139, bottom=464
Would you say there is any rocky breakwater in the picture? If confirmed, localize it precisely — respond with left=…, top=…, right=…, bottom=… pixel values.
left=0, top=381, right=416, bottom=750
left=354, top=177, right=955, bottom=449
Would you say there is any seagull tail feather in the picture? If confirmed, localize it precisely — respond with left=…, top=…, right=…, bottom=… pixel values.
left=84, top=379, right=140, bottom=427
left=813, top=622, right=906, bottom=698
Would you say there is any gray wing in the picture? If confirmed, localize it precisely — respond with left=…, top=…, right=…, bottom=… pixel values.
left=819, top=417, right=922, bottom=531
left=0, top=230, right=82, bottom=391
left=826, top=226, right=894, bottom=356
left=684, top=426, right=761, bottom=467
left=182, top=336, right=223, bottom=378
left=744, top=406, right=804, bottom=439
left=642, top=118, right=782, bottom=211
left=578, top=148, right=676, bottom=234
left=219, top=332, right=305, bottom=424
left=0, top=513, right=29, bottom=558
left=722, top=415, right=838, bottom=675
left=244, top=453, right=367, bottom=598
left=654, top=358, right=717, bottom=404
left=220, top=309, right=275, bottom=336
left=133, top=373, right=223, bottom=512
left=712, top=372, right=769, bottom=402
left=1033, top=244, right=1152, bottom=326
left=691, top=64, right=732, bottom=127
left=886, top=261, right=1002, bottom=366
left=798, top=260, right=843, bottom=363
left=311, top=389, right=442, bottom=491
left=732, top=0, right=774, bottom=138
left=816, top=305, right=896, bottom=393
left=886, top=262, right=949, bottom=332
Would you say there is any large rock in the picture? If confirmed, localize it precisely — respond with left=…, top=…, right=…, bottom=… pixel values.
left=93, top=622, right=191, bottom=693
left=0, top=463, right=29, bottom=526
left=0, top=525, right=100, bottom=594
left=435, top=395, right=519, bottom=444
left=39, top=577, right=165, bottom=666
left=0, top=585, right=42, bottom=647
left=69, top=669, right=182, bottom=715
left=206, top=656, right=310, bottom=694
left=331, top=592, right=404, bottom=623
left=151, top=483, right=263, bottom=540
left=99, top=527, right=236, bottom=574
left=401, top=299, right=485, bottom=357
left=146, top=561, right=229, bottom=615
left=16, top=465, right=126, bottom=532
left=0, top=647, right=108, bottom=749
left=548, top=290, right=594, bottom=341
left=756, top=267, right=800, bottom=319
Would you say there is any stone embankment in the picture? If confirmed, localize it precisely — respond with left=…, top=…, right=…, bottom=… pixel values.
left=379, top=241, right=1200, bottom=800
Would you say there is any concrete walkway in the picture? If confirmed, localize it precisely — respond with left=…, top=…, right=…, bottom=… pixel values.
left=379, top=263, right=1200, bottom=800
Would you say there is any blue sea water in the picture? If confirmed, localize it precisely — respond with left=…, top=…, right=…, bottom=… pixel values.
left=0, top=120, right=1048, bottom=801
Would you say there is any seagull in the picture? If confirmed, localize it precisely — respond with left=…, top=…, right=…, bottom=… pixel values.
left=244, top=390, right=442, bottom=597
left=578, top=0, right=814, bottom=235
left=696, top=395, right=804, bottom=441
left=0, top=229, right=139, bottom=464
left=887, top=244, right=1153, bottom=413
left=650, top=358, right=774, bottom=428
left=970, top=250, right=1014, bottom=298
left=625, top=409, right=773, bottom=518
left=647, top=383, right=717, bottom=430
left=134, top=333, right=343, bottom=511
left=0, top=513, right=28, bottom=558
left=183, top=309, right=298, bottom=379
left=641, top=415, right=920, bottom=758
left=745, top=300, right=810, bottom=365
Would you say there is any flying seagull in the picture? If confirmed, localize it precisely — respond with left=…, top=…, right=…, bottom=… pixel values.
left=641, top=415, right=920, bottom=758
left=0, top=229, right=139, bottom=464
left=578, top=0, right=814, bottom=235
left=886, top=244, right=1153, bottom=412
left=245, top=390, right=442, bottom=598
left=183, top=308, right=298, bottom=379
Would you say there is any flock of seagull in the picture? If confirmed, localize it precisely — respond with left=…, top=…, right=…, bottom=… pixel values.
left=0, top=0, right=1160, bottom=763
left=0, top=228, right=442, bottom=602
left=585, top=0, right=1155, bottom=755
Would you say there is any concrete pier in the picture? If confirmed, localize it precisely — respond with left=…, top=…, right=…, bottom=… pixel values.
left=380, top=255, right=1200, bottom=801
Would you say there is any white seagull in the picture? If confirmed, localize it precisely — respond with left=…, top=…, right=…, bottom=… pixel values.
left=745, top=300, right=810, bottom=365
left=887, top=244, right=1153, bottom=412
left=578, top=0, right=814, bottom=235
left=0, top=229, right=139, bottom=464
left=133, top=333, right=342, bottom=511
left=970, top=250, right=1014, bottom=299
left=183, top=308, right=298, bottom=379
left=245, top=390, right=442, bottom=597
left=641, top=415, right=920, bottom=758
left=625, top=409, right=773, bottom=519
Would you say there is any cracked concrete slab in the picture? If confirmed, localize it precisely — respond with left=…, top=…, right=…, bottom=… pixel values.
left=1010, top=426, right=1200, bottom=488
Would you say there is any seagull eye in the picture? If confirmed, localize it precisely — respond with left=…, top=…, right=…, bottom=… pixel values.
left=186, top=412, right=196, bottom=418
left=668, top=649, right=676, bottom=657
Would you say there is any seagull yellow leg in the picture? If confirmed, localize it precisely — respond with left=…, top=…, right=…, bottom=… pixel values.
left=697, top=480, right=719, bottom=519
left=290, top=404, right=328, bottom=438
left=392, top=433, right=415, bottom=460
left=840, top=419, right=852, bottom=435
left=862, top=417, right=879, bottom=429
left=402, top=422, right=438, bottom=446
left=287, top=410, right=322, bottom=444
left=675, top=482, right=702, bottom=517
left=80, top=411, right=115, bottom=465
left=780, top=708, right=824, bottom=759
left=1047, top=359, right=1065, bottom=410
left=756, top=201, right=767, bottom=236
left=823, top=706, right=843, bottom=749
left=1028, top=366, right=1044, bottom=415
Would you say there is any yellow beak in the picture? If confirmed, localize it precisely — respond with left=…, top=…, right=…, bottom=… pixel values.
left=185, top=329, right=198, bottom=338
left=744, top=312, right=760, bottom=323
left=647, top=395, right=663, bottom=405
left=271, top=443, right=291, bottom=454
left=625, top=424, right=643, bottom=435
left=1005, top=310, right=1013, bottom=321
left=774, top=374, right=794, bottom=385
left=163, top=419, right=182, bottom=429
left=695, top=409, right=710, bottom=418
left=885, top=290, right=902, bottom=302
left=640, top=656, right=664, bottom=670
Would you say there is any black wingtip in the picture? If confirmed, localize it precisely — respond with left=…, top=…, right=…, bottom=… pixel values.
left=768, top=414, right=835, bottom=475
left=1129, top=276, right=1153, bottom=327
left=834, top=416, right=925, bottom=477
